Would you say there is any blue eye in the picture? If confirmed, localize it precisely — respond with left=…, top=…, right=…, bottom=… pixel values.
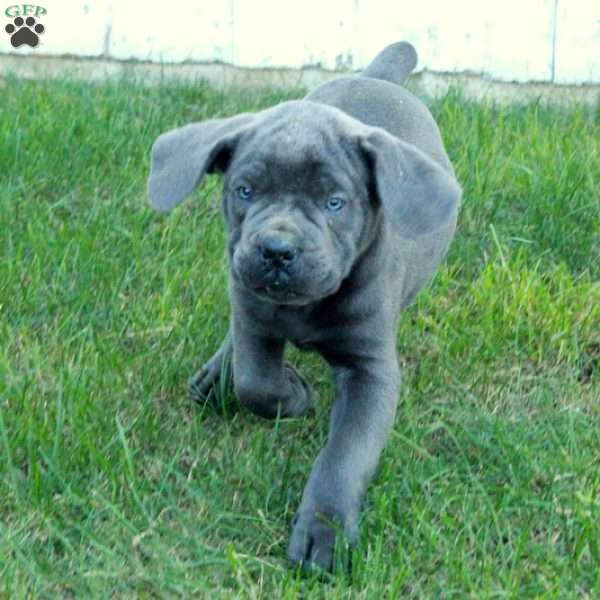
left=326, top=196, right=346, bottom=212
left=237, top=185, right=253, bottom=201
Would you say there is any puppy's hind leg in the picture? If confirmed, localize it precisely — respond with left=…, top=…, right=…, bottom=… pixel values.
left=189, top=330, right=233, bottom=404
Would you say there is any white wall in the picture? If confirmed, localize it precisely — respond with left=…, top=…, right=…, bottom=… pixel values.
left=1, top=0, right=598, bottom=84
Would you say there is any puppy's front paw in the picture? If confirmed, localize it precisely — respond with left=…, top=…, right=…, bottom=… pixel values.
left=188, top=350, right=232, bottom=404
left=287, top=507, right=357, bottom=572
left=282, top=363, right=313, bottom=417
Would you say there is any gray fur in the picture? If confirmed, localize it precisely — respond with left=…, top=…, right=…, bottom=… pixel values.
left=149, top=113, right=254, bottom=211
left=361, top=40, right=418, bottom=86
left=148, top=41, right=461, bottom=571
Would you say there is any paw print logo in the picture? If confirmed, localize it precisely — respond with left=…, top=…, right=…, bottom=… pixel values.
left=5, top=16, right=45, bottom=48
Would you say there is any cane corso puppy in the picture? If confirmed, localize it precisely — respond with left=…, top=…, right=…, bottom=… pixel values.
left=148, top=41, right=461, bottom=571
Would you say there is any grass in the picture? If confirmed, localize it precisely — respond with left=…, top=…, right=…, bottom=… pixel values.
left=0, top=73, right=599, bottom=598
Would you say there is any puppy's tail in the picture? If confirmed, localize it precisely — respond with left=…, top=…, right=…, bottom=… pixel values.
left=361, top=42, right=418, bottom=87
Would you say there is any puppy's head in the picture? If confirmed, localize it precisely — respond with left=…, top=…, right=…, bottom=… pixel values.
left=148, top=101, right=460, bottom=305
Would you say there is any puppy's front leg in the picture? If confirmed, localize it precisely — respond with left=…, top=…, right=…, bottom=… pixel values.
left=288, top=359, right=400, bottom=571
left=232, top=317, right=312, bottom=419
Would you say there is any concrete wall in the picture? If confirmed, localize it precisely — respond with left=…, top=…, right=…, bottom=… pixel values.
left=1, top=0, right=599, bottom=84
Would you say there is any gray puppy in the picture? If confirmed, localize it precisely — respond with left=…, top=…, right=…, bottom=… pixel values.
left=148, top=42, right=461, bottom=571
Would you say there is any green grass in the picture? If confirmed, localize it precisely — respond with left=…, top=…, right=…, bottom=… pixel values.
left=0, top=74, right=599, bottom=598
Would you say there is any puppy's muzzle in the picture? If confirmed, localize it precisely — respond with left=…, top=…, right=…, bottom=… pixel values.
left=253, top=228, right=303, bottom=296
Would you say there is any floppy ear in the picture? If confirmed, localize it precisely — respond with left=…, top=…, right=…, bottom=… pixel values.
left=148, top=113, right=255, bottom=212
left=361, top=130, right=461, bottom=238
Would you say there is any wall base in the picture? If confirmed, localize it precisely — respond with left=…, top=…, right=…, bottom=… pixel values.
left=1, top=54, right=598, bottom=107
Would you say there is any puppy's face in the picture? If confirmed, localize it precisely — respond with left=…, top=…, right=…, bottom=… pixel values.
left=148, top=100, right=461, bottom=304
left=220, top=106, right=376, bottom=305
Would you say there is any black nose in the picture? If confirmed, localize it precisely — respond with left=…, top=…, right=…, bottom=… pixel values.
left=259, top=236, right=299, bottom=268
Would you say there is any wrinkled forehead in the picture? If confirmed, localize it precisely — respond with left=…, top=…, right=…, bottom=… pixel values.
left=230, top=102, right=365, bottom=189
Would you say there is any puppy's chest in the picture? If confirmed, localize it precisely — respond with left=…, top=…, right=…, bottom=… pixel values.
left=246, top=303, right=329, bottom=350
left=271, top=308, right=323, bottom=350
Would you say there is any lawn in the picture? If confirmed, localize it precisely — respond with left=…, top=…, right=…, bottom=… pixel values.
left=0, top=74, right=599, bottom=598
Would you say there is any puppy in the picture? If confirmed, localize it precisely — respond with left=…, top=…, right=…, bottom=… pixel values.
left=148, top=41, right=461, bottom=571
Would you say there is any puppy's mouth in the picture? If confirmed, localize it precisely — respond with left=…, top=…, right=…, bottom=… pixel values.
left=234, top=268, right=342, bottom=306
left=232, top=265, right=306, bottom=304
left=257, top=284, right=302, bottom=303
left=249, top=274, right=307, bottom=305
